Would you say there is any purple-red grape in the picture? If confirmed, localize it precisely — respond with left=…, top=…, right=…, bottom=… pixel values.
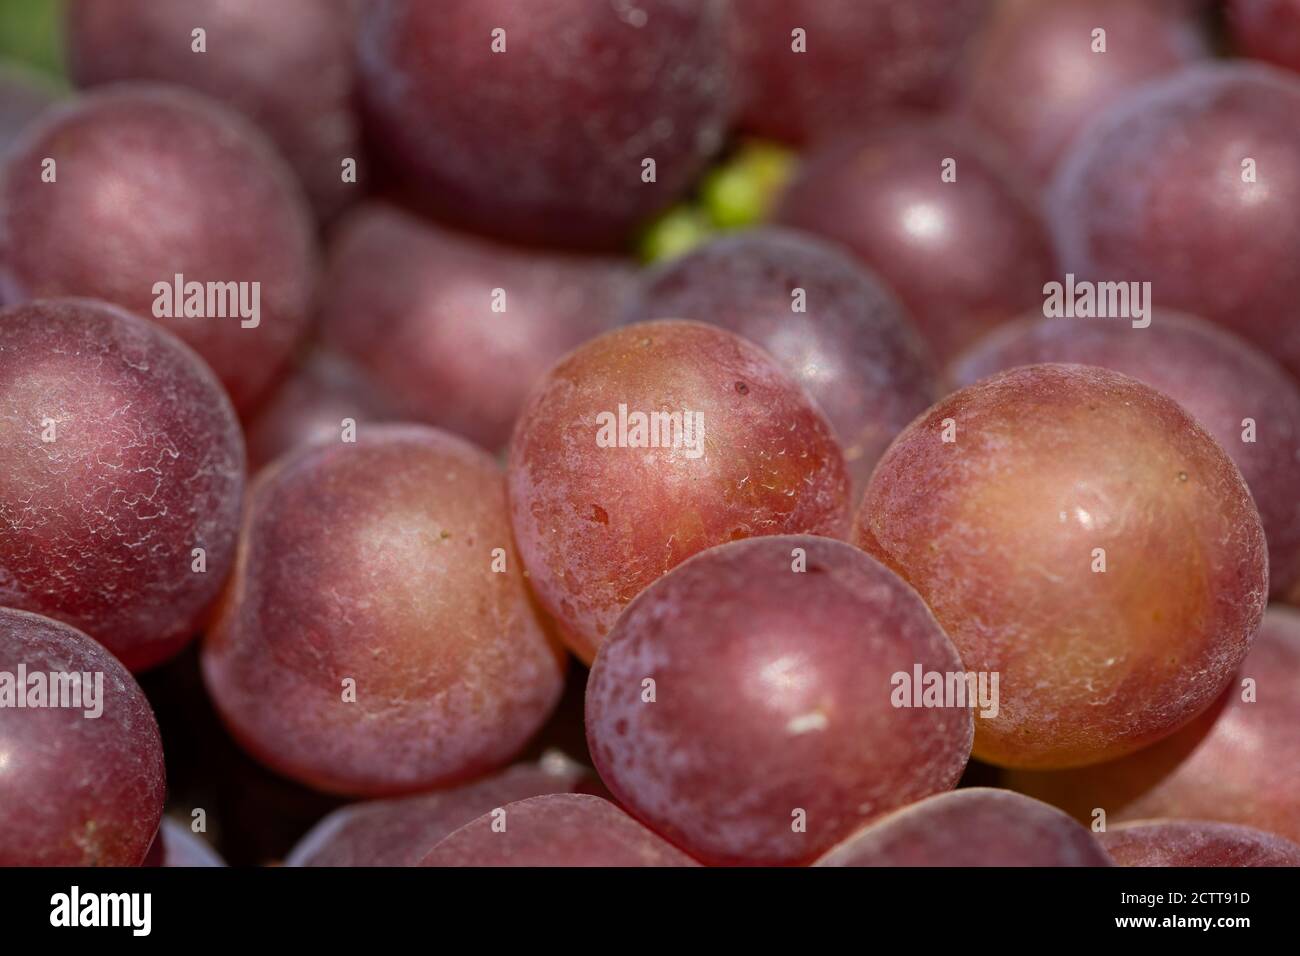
left=319, top=203, right=635, bottom=451
left=357, top=0, right=730, bottom=248
left=729, top=0, right=990, bottom=144
left=1048, top=62, right=1300, bottom=380
left=0, top=84, right=318, bottom=411
left=1227, top=0, right=1300, bottom=74
left=854, top=364, right=1268, bottom=768
left=0, top=299, right=245, bottom=671
left=0, top=607, right=165, bottom=865
left=243, top=348, right=398, bottom=472
left=778, top=119, right=1054, bottom=362
left=1100, top=820, right=1300, bottom=867
left=508, top=320, right=851, bottom=663
left=418, top=794, right=699, bottom=867
left=65, top=0, right=362, bottom=222
left=960, top=0, right=1208, bottom=183
left=815, top=789, right=1113, bottom=867
left=1006, top=606, right=1300, bottom=843
left=623, top=227, right=939, bottom=501
left=586, top=535, right=972, bottom=866
left=202, top=424, right=565, bottom=796
left=953, top=311, right=1300, bottom=596
left=286, top=753, right=595, bottom=866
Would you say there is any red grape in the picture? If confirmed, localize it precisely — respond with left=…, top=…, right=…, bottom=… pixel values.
left=357, top=0, right=730, bottom=248
left=508, top=320, right=851, bottom=662
left=953, top=311, right=1300, bottom=596
left=778, top=119, right=1054, bottom=362
left=815, top=789, right=1113, bottom=867
left=319, top=203, right=635, bottom=451
left=202, top=424, right=566, bottom=796
left=65, top=0, right=362, bottom=222
left=1006, top=606, right=1300, bottom=843
left=286, top=753, right=595, bottom=867
left=418, top=794, right=699, bottom=867
left=1227, top=0, right=1300, bottom=74
left=730, top=0, right=990, bottom=144
left=0, top=84, right=318, bottom=411
left=243, top=348, right=398, bottom=472
left=0, top=607, right=165, bottom=866
left=1100, top=820, right=1300, bottom=867
left=586, top=535, right=972, bottom=866
left=854, top=364, right=1268, bottom=768
left=0, top=299, right=245, bottom=671
left=961, top=0, right=1208, bottom=183
left=1048, top=62, right=1300, bottom=380
left=623, top=227, right=940, bottom=501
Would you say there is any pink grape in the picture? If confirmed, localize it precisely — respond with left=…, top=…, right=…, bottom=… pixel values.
left=854, top=364, right=1268, bottom=768
left=0, top=299, right=245, bottom=671
left=1227, top=0, right=1300, bottom=74
left=418, top=794, right=699, bottom=867
left=730, top=0, right=990, bottom=144
left=953, top=311, right=1300, bottom=596
left=65, top=0, right=363, bottom=221
left=507, top=320, right=851, bottom=662
left=1099, top=820, right=1300, bottom=867
left=0, top=607, right=165, bottom=866
left=357, top=0, right=730, bottom=248
left=778, top=119, right=1054, bottom=362
left=1048, top=62, right=1300, bottom=380
left=0, top=84, right=318, bottom=410
left=961, top=0, right=1208, bottom=183
left=815, top=789, right=1113, bottom=867
left=202, top=424, right=566, bottom=796
left=286, top=753, right=595, bottom=867
left=586, top=535, right=972, bottom=866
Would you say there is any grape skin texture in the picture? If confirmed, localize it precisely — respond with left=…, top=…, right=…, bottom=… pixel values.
left=778, top=120, right=1053, bottom=363
left=0, top=299, right=245, bottom=671
left=418, top=794, right=699, bottom=867
left=286, top=754, right=595, bottom=867
left=730, top=0, right=989, bottom=144
left=65, top=0, right=362, bottom=222
left=1048, top=63, right=1300, bottom=381
left=960, top=0, right=1207, bottom=183
left=243, top=349, right=398, bottom=472
left=586, top=535, right=972, bottom=867
left=319, top=203, right=635, bottom=451
left=1100, top=820, right=1300, bottom=868
left=854, top=364, right=1268, bottom=769
left=0, top=84, right=318, bottom=411
left=0, top=608, right=165, bottom=866
left=357, top=0, right=730, bottom=248
left=202, top=424, right=566, bottom=796
left=1006, top=606, right=1300, bottom=844
left=815, top=789, right=1113, bottom=867
left=507, top=320, right=851, bottom=663
left=623, top=227, right=939, bottom=503
left=953, top=311, right=1300, bottom=596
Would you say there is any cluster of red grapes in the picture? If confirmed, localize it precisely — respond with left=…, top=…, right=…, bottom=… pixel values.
left=1, top=0, right=1299, bottom=869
